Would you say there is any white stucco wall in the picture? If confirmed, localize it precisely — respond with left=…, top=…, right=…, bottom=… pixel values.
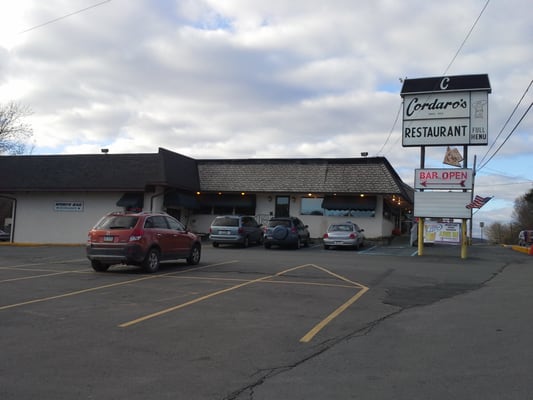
left=10, top=191, right=394, bottom=243
left=187, top=194, right=388, bottom=239
left=13, top=192, right=134, bottom=244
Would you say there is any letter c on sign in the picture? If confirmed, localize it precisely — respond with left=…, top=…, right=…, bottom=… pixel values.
left=440, top=77, right=450, bottom=90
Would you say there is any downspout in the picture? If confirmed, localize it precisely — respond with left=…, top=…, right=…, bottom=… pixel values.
left=150, top=189, right=166, bottom=212
left=0, top=195, right=16, bottom=243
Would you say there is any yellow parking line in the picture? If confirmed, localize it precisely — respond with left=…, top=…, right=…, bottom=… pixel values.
left=0, top=270, right=79, bottom=283
left=167, top=274, right=356, bottom=289
left=119, top=264, right=311, bottom=328
left=300, top=285, right=369, bottom=343
left=299, top=264, right=369, bottom=343
left=0, top=261, right=238, bottom=311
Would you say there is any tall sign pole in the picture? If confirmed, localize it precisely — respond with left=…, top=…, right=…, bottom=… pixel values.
left=400, top=74, right=491, bottom=259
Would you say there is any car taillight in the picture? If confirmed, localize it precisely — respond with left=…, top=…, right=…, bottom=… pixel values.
left=291, top=227, right=297, bottom=233
left=209, top=227, right=212, bottom=233
left=323, top=233, right=329, bottom=238
left=349, top=233, right=357, bottom=239
left=238, top=227, right=244, bottom=234
left=129, top=229, right=144, bottom=241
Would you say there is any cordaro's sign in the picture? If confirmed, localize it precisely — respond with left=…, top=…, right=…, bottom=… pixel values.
left=400, top=74, right=490, bottom=147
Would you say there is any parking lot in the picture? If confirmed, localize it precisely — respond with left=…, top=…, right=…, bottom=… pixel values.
left=1, top=241, right=532, bottom=400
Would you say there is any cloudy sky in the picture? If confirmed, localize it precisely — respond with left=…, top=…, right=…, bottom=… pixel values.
left=1, top=0, right=532, bottom=235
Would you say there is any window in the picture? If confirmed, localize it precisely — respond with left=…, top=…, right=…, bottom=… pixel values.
left=322, top=195, right=376, bottom=218
left=166, top=217, right=185, bottom=231
left=300, top=198, right=324, bottom=215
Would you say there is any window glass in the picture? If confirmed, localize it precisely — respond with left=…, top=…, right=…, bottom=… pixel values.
left=300, top=198, right=324, bottom=215
left=212, top=217, right=239, bottom=227
left=235, top=206, right=255, bottom=215
left=214, top=206, right=233, bottom=215
left=166, top=217, right=184, bottom=231
left=325, top=209, right=375, bottom=217
left=95, top=216, right=138, bottom=229
left=151, top=216, right=168, bottom=228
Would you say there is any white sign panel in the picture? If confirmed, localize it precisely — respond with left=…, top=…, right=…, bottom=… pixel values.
left=414, top=192, right=472, bottom=218
left=403, top=118, right=470, bottom=146
left=401, top=90, right=489, bottom=147
left=54, top=201, right=84, bottom=212
left=470, top=91, right=489, bottom=145
left=414, top=168, right=473, bottom=190
left=403, top=92, right=470, bottom=120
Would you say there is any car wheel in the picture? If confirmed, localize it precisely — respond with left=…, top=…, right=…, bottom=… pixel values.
left=212, top=242, right=219, bottom=248
left=143, top=248, right=160, bottom=273
left=91, top=260, right=110, bottom=272
left=187, top=244, right=201, bottom=265
left=242, top=236, right=249, bottom=248
left=323, top=244, right=330, bottom=250
left=303, top=235, right=310, bottom=247
left=293, top=237, right=301, bottom=249
left=264, top=242, right=271, bottom=249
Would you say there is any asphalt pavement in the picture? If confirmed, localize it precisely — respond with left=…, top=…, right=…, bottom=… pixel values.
left=1, top=241, right=532, bottom=400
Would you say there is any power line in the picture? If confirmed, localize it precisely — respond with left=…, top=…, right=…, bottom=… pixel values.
left=478, top=79, right=533, bottom=166
left=442, top=0, right=490, bottom=75
left=377, top=101, right=402, bottom=155
left=379, top=2, right=490, bottom=157
left=478, top=101, right=533, bottom=171
left=19, top=0, right=112, bottom=34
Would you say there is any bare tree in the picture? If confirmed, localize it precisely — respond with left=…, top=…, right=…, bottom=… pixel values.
left=0, top=102, right=33, bottom=154
left=487, top=188, right=533, bottom=244
left=512, top=188, right=533, bottom=230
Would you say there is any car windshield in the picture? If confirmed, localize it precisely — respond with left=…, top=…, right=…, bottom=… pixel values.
left=94, top=216, right=138, bottom=230
left=268, top=220, right=290, bottom=227
left=212, top=217, right=239, bottom=227
left=329, top=224, right=354, bottom=232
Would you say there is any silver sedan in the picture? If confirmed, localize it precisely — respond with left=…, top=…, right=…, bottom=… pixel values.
left=323, top=223, right=365, bottom=250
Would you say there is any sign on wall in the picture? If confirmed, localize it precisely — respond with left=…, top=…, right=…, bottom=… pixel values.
left=400, top=74, right=490, bottom=147
left=54, top=201, right=84, bottom=212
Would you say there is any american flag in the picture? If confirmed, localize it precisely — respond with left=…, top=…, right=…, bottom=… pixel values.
left=466, top=195, right=492, bottom=209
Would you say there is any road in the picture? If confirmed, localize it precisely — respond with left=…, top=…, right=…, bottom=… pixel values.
left=0, top=241, right=531, bottom=399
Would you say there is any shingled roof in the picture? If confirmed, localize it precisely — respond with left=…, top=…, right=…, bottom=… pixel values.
left=0, top=148, right=199, bottom=192
left=198, top=157, right=413, bottom=202
left=0, top=149, right=413, bottom=204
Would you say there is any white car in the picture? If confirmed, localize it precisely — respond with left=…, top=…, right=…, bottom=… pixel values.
left=518, top=230, right=533, bottom=247
left=0, top=229, right=10, bottom=241
left=323, top=222, right=365, bottom=250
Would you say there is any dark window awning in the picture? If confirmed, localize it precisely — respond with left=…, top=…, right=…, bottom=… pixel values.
left=164, top=192, right=200, bottom=209
left=199, top=194, right=256, bottom=208
left=322, top=195, right=376, bottom=210
left=116, top=192, right=144, bottom=208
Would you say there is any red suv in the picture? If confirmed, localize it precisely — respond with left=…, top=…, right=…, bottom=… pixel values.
left=86, top=211, right=201, bottom=273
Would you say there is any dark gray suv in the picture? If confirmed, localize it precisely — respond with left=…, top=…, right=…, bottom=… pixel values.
left=263, top=217, right=310, bottom=249
left=209, top=215, right=263, bottom=247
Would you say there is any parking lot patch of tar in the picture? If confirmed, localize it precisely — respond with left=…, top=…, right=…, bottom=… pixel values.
left=383, top=283, right=482, bottom=308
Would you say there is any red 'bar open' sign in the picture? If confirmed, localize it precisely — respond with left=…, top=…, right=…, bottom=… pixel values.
left=414, top=168, right=473, bottom=190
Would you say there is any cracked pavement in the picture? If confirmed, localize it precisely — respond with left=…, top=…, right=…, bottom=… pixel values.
left=1, top=243, right=531, bottom=400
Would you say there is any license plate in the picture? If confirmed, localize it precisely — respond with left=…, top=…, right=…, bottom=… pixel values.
left=219, top=230, right=231, bottom=235
left=103, top=235, right=114, bottom=242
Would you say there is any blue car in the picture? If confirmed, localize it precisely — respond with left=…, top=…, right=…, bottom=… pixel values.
left=263, top=217, right=310, bottom=249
